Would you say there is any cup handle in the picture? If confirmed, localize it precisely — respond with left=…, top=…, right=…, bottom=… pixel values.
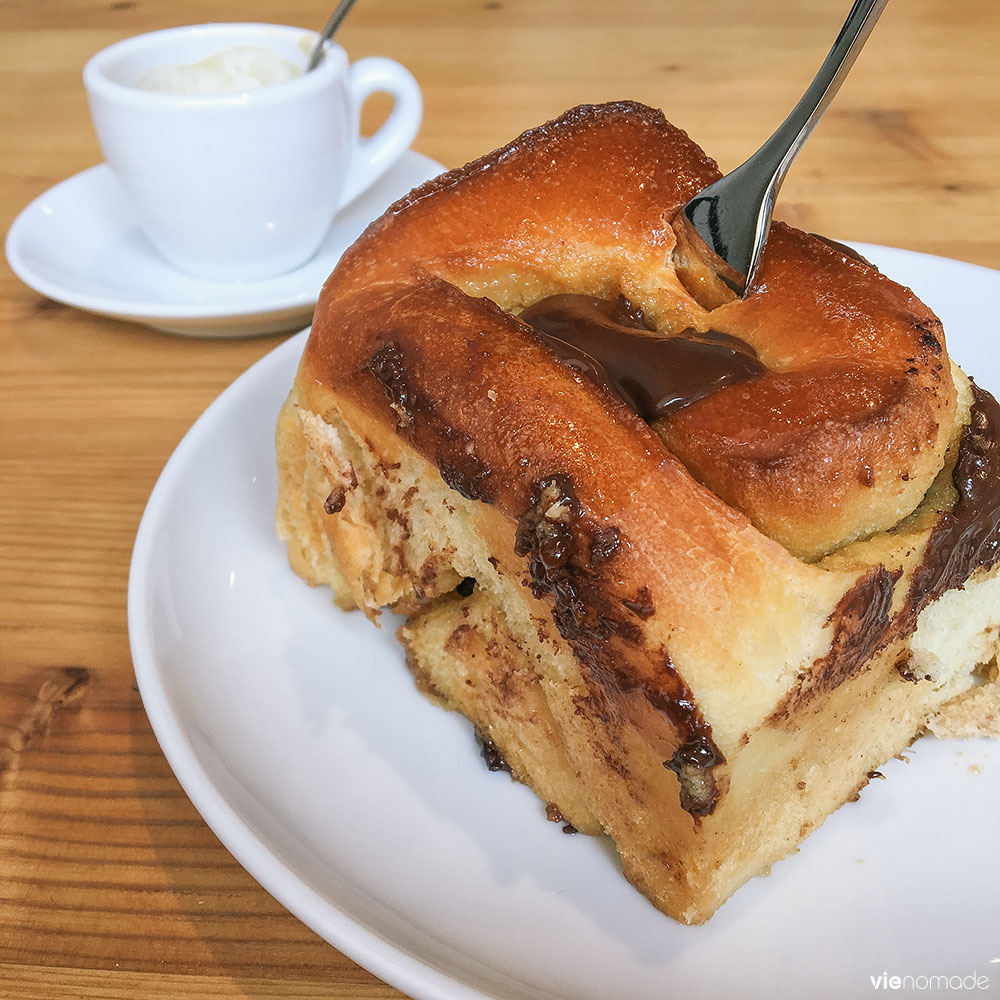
left=339, top=57, right=422, bottom=209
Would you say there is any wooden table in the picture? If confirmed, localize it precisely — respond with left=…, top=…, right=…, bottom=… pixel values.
left=2, top=1, right=998, bottom=996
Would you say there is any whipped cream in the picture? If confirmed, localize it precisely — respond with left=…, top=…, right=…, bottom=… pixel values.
left=135, top=45, right=302, bottom=94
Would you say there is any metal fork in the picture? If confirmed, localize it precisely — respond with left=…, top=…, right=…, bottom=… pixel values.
left=678, top=0, right=889, bottom=296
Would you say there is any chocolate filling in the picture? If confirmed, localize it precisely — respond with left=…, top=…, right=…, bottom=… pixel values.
left=812, top=566, right=900, bottom=696
left=768, top=566, right=901, bottom=725
left=519, top=293, right=765, bottom=420
left=515, top=473, right=725, bottom=817
left=323, top=487, right=347, bottom=514
left=368, top=339, right=495, bottom=503
left=904, top=383, right=1000, bottom=623
left=610, top=658, right=725, bottom=818
left=477, top=732, right=512, bottom=773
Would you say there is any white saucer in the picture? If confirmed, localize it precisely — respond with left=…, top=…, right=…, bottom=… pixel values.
left=4, top=151, right=445, bottom=338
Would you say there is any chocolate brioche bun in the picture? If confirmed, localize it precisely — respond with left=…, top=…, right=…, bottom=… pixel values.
left=276, top=102, right=999, bottom=922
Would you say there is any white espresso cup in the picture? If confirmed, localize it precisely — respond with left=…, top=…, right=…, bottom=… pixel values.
left=83, top=23, right=422, bottom=281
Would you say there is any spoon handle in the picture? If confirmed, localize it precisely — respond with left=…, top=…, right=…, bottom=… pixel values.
left=308, top=0, right=361, bottom=72
left=683, top=0, right=889, bottom=294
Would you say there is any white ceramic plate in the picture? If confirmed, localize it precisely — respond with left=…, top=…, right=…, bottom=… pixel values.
left=128, top=245, right=1000, bottom=1000
left=4, top=151, right=443, bottom=337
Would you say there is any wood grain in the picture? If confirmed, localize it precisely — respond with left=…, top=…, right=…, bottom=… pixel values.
left=1, top=1, right=998, bottom=997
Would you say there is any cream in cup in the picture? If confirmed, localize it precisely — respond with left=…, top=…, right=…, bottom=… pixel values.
left=134, top=44, right=304, bottom=93
left=84, top=23, right=422, bottom=281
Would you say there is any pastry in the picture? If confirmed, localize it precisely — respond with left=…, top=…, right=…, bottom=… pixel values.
left=275, top=102, right=1000, bottom=923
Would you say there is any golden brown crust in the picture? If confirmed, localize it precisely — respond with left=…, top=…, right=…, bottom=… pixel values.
left=673, top=223, right=953, bottom=556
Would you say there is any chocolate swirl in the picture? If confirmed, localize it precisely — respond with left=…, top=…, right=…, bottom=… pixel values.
left=519, top=294, right=765, bottom=420
left=905, top=383, right=1000, bottom=623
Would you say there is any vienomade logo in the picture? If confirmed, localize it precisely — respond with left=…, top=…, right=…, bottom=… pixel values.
left=869, top=971, right=992, bottom=991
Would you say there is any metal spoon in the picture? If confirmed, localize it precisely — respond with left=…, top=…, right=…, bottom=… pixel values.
left=679, top=0, right=889, bottom=296
left=307, top=0, right=361, bottom=72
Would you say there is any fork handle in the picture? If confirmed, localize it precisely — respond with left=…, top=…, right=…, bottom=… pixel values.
left=760, top=0, right=889, bottom=199
left=684, top=0, right=889, bottom=293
